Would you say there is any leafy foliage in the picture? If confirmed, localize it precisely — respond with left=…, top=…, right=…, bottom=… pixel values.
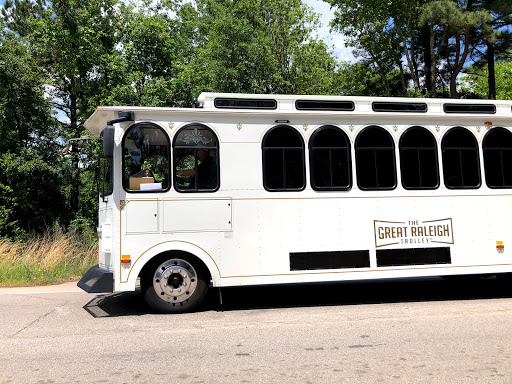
left=461, top=58, right=512, bottom=99
left=0, top=0, right=510, bottom=243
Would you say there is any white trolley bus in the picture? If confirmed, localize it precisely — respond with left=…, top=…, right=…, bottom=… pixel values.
left=78, top=93, right=512, bottom=313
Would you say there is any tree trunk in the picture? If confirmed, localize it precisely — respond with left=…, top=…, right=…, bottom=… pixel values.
left=422, top=24, right=432, bottom=94
left=450, top=30, right=471, bottom=98
left=401, top=34, right=420, bottom=92
left=487, top=42, right=496, bottom=99
left=429, top=25, right=437, bottom=97
left=69, top=90, right=80, bottom=214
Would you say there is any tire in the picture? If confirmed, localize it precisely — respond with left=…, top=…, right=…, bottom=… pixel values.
left=142, top=254, right=209, bottom=313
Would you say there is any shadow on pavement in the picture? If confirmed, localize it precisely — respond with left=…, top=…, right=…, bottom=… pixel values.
left=83, top=275, right=512, bottom=318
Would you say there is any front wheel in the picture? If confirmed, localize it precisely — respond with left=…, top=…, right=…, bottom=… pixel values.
left=143, top=255, right=209, bottom=313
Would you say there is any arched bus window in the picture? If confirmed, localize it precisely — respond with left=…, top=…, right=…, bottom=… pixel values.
left=355, top=126, right=396, bottom=190
left=173, top=124, right=219, bottom=192
left=262, top=125, right=305, bottom=191
left=483, top=127, right=512, bottom=188
left=399, top=126, right=439, bottom=189
left=122, top=123, right=171, bottom=192
left=309, top=125, right=351, bottom=191
left=441, top=127, right=481, bottom=189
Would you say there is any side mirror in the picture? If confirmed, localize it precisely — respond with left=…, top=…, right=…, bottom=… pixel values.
left=103, top=125, right=115, bottom=158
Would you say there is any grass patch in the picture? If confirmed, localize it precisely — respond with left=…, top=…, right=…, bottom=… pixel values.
left=0, top=231, right=97, bottom=286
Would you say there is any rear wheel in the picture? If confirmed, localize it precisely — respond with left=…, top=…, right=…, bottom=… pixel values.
left=142, top=255, right=209, bottom=313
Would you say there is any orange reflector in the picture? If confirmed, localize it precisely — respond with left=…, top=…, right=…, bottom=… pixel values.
left=497, top=241, right=504, bottom=253
left=121, top=255, right=131, bottom=264
left=485, top=121, right=492, bottom=127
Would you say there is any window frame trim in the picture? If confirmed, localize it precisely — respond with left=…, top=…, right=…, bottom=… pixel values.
left=398, top=126, right=440, bottom=190
left=482, top=127, right=512, bottom=189
left=308, top=125, right=352, bottom=191
left=441, top=126, right=482, bottom=190
left=121, top=122, right=172, bottom=194
left=261, top=125, right=306, bottom=192
left=355, top=125, right=397, bottom=191
left=172, top=123, right=220, bottom=193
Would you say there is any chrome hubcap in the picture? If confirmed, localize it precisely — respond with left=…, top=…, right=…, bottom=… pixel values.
left=153, top=259, right=198, bottom=303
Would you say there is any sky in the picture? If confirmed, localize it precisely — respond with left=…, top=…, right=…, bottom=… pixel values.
left=303, top=0, right=354, bottom=62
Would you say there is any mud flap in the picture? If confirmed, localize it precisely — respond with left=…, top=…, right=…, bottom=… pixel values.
left=77, top=265, right=114, bottom=293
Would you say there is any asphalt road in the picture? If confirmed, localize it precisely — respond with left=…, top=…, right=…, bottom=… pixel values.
left=1, top=277, right=512, bottom=383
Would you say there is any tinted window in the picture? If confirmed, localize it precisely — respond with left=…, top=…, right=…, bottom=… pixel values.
left=399, top=127, right=439, bottom=189
left=355, top=126, right=397, bottom=190
left=214, top=98, right=277, bottom=109
left=296, top=100, right=354, bottom=111
left=483, top=128, right=512, bottom=188
left=443, top=104, right=496, bottom=114
left=309, top=126, right=351, bottom=191
left=441, top=127, right=481, bottom=189
left=122, top=124, right=171, bottom=192
left=262, top=126, right=305, bottom=191
left=173, top=124, right=219, bottom=192
left=99, top=130, right=113, bottom=197
left=372, top=102, right=427, bottom=113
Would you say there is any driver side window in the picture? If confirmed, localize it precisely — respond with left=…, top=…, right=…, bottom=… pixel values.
left=122, top=124, right=171, bottom=192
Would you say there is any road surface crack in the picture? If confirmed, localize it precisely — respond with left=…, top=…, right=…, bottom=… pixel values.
left=8, top=301, right=69, bottom=339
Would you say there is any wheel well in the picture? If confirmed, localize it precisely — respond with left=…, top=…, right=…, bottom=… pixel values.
left=138, top=250, right=212, bottom=286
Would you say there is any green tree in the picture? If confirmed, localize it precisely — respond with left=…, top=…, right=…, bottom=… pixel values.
left=174, top=0, right=338, bottom=97
left=334, top=61, right=408, bottom=96
left=461, top=58, right=512, bottom=99
left=466, top=0, right=512, bottom=99
left=2, top=0, right=127, bottom=231
left=420, top=0, right=493, bottom=98
left=328, top=0, right=418, bottom=96
left=0, top=31, right=67, bottom=239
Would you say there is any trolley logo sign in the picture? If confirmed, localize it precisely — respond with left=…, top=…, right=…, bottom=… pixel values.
left=374, top=218, right=454, bottom=248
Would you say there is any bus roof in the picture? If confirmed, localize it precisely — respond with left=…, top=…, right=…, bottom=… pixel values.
left=84, top=92, right=512, bottom=138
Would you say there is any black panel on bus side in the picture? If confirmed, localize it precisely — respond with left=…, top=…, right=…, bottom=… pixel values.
left=289, top=250, right=370, bottom=271
left=376, top=247, right=451, bottom=267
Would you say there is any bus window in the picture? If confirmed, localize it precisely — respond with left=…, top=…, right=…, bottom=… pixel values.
left=483, top=127, right=512, bottom=188
left=441, top=127, right=481, bottom=189
left=99, top=130, right=113, bottom=199
left=262, top=125, right=305, bottom=191
left=355, top=126, right=396, bottom=190
left=399, top=126, right=439, bottom=190
left=122, top=124, right=171, bottom=192
left=309, top=126, right=351, bottom=191
left=173, top=124, right=219, bottom=192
